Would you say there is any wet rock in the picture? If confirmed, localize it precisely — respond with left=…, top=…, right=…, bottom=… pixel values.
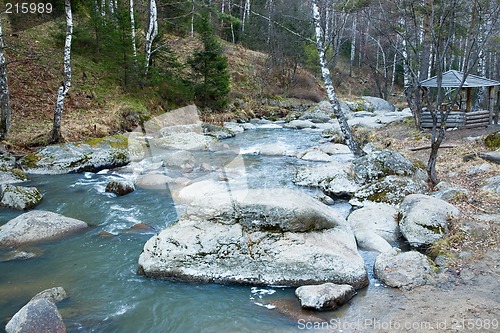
left=202, top=123, right=236, bottom=140
left=128, top=223, right=155, bottom=232
left=163, top=150, right=195, bottom=169
left=6, top=288, right=67, bottom=333
left=0, top=185, right=42, bottom=210
left=0, top=210, right=88, bottom=247
left=293, top=163, right=359, bottom=197
left=352, top=150, right=418, bottom=184
left=374, top=250, right=436, bottom=290
left=105, top=180, right=135, bottom=196
left=31, top=287, right=68, bottom=304
left=399, top=194, right=461, bottom=249
left=295, top=283, right=356, bottom=310
left=284, top=119, right=316, bottom=129
left=135, top=174, right=173, bottom=190
left=0, top=168, right=28, bottom=185
left=481, top=175, right=500, bottom=195
left=19, top=135, right=130, bottom=174
left=354, top=176, right=427, bottom=205
left=347, top=202, right=400, bottom=252
left=5, top=298, right=66, bottom=333
left=0, top=250, right=38, bottom=262
left=224, top=122, right=247, bottom=133
left=138, top=188, right=368, bottom=288
left=299, top=150, right=333, bottom=162
left=257, top=143, right=296, bottom=157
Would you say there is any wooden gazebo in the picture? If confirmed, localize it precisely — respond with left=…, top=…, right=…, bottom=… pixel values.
left=419, top=70, right=500, bottom=129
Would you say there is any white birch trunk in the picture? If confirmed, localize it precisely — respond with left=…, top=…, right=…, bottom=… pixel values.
left=101, top=0, right=106, bottom=17
left=312, top=0, right=362, bottom=157
left=130, top=0, right=137, bottom=66
left=191, top=0, right=195, bottom=38
left=349, top=14, right=356, bottom=77
left=144, top=0, right=158, bottom=75
left=51, top=0, right=73, bottom=143
left=242, top=0, right=250, bottom=32
left=0, top=16, right=10, bottom=139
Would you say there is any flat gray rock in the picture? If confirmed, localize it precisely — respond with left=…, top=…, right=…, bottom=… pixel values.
left=295, top=283, right=356, bottom=310
left=0, top=210, right=88, bottom=247
left=138, top=188, right=369, bottom=288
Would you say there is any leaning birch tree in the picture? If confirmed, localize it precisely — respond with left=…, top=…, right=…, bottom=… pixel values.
left=144, top=0, right=158, bottom=76
left=311, top=0, right=363, bottom=157
left=0, top=16, right=10, bottom=140
left=50, top=0, right=73, bottom=143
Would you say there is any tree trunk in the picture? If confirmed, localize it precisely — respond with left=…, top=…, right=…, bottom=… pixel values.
left=144, top=0, right=158, bottom=76
left=312, top=0, right=363, bottom=157
left=0, top=16, right=10, bottom=140
left=349, top=14, right=356, bottom=77
left=50, top=0, right=73, bottom=144
left=129, top=0, right=137, bottom=66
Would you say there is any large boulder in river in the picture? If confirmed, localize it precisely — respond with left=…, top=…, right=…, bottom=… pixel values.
left=5, top=298, right=66, bottom=333
left=105, top=179, right=135, bottom=196
left=138, top=188, right=369, bottom=288
left=6, top=287, right=67, bottom=333
left=399, top=194, right=461, bottom=249
left=0, top=210, right=88, bottom=247
left=19, top=135, right=130, bottom=174
left=0, top=185, right=42, bottom=210
left=374, top=250, right=436, bottom=290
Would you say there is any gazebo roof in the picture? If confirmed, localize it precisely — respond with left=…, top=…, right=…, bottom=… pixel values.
left=419, top=70, right=500, bottom=88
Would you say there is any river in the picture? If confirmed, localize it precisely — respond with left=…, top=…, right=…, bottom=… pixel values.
left=1, top=126, right=404, bottom=332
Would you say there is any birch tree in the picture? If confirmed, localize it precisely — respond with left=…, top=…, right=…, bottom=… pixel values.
left=50, top=0, right=73, bottom=143
left=144, top=0, right=158, bottom=76
left=0, top=16, right=10, bottom=140
left=130, top=0, right=138, bottom=66
left=312, top=0, right=363, bottom=157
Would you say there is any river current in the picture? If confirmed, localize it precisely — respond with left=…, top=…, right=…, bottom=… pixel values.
left=0, top=127, right=403, bottom=332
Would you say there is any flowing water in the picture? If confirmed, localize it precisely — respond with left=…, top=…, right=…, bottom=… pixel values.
left=0, top=127, right=404, bottom=332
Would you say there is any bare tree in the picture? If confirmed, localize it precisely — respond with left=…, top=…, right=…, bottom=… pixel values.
left=50, top=0, right=73, bottom=143
left=0, top=16, right=10, bottom=140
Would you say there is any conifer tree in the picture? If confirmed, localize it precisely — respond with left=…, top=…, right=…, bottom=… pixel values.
left=189, top=14, right=230, bottom=111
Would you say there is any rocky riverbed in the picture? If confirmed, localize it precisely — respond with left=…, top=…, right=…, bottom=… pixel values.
left=1, top=98, right=499, bottom=332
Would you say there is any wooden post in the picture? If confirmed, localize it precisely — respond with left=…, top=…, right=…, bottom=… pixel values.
left=466, top=87, right=472, bottom=112
left=460, top=88, right=467, bottom=111
left=488, top=86, right=494, bottom=124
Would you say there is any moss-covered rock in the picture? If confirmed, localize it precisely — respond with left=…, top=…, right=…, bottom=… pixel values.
left=484, top=131, right=500, bottom=148
left=0, top=185, right=42, bottom=210
left=19, top=135, right=130, bottom=174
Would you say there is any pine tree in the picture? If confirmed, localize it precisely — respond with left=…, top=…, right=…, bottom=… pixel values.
left=189, top=14, right=230, bottom=111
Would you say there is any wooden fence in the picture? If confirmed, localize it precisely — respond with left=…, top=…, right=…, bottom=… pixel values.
left=420, top=110, right=490, bottom=129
